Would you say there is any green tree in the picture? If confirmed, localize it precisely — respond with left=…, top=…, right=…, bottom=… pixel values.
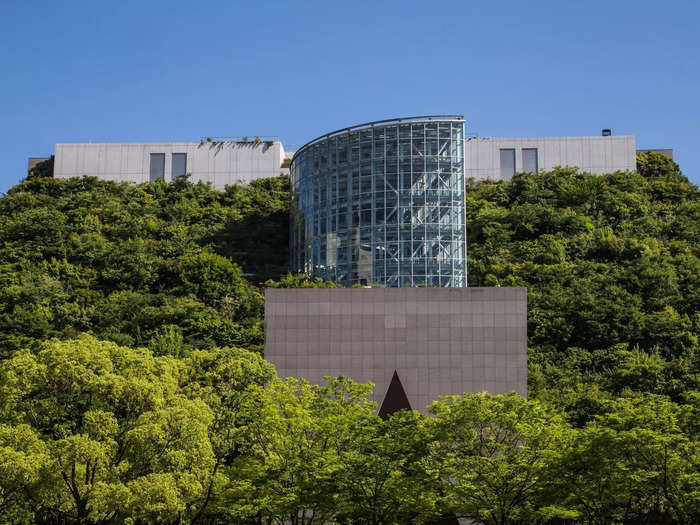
left=0, top=336, right=216, bottom=523
left=0, top=424, right=49, bottom=523
left=555, top=395, right=700, bottom=525
left=26, top=156, right=54, bottom=180
left=335, top=410, right=439, bottom=525
left=180, top=345, right=278, bottom=522
left=248, top=376, right=375, bottom=524
left=637, top=151, right=683, bottom=181
left=427, top=393, right=576, bottom=525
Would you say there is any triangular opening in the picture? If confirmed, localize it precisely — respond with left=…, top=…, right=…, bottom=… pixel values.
left=378, top=370, right=412, bottom=419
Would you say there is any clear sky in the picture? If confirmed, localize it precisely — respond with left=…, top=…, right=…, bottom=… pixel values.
left=2, top=0, right=699, bottom=192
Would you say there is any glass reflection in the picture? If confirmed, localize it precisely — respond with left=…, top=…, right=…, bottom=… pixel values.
left=291, top=118, right=467, bottom=287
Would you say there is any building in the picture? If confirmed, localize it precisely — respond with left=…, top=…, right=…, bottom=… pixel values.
left=24, top=119, right=673, bottom=414
left=36, top=117, right=535, bottom=412
left=52, top=139, right=291, bottom=190
left=274, top=118, right=528, bottom=412
left=32, top=118, right=670, bottom=290
left=290, top=116, right=467, bottom=288
left=465, top=134, right=637, bottom=181
left=264, top=287, right=528, bottom=413
left=34, top=121, right=668, bottom=190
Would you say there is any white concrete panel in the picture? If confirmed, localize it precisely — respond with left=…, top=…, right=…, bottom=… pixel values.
left=612, top=136, right=636, bottom=172
left=581, top=137, right=594, bottom=171
left=54, top=135, right=635, bottom=188
left=463, top=136, right=635, bottom=180
left=84, top=146, right=99, bottom=176
left=590, top=138, right=607, bottom=171
left=542, top=139, right=563, bottom=170
left=564, top=138, right=583, bottom=169
left=54, top=141, right=287, bottom=189
left=105, top=145, right=122, bottom=179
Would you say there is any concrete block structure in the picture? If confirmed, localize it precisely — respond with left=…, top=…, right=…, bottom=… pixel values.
left=464, top=135, right=637, bottom=181
left=264, top=287, right=528, bottom=412
left=54, top=140, right=289, bottom=190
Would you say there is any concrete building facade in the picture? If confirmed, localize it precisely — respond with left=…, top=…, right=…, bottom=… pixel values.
left=54, top=140, right=290, bottom=190
left=265, top=287, right=528, bottom=412
left=36, top=119, right=655, bottom=191
left=464, top=135, right=637, bottom=181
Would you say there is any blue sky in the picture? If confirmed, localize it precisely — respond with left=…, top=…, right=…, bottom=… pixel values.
left=2, top=0, right=699, bottom=191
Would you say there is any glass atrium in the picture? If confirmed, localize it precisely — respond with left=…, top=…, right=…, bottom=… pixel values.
left=290, top=116, right=466, bottom=287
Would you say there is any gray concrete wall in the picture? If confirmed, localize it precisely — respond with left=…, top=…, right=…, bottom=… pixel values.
left=464, top=136, right=636, bottom=181
left=265, top=287, right=527, bottom=411
left=54, top=141, right=287, bottom=190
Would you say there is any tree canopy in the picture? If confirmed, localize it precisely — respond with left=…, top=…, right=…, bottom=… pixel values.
left=0, top=175, right=290, bottom=357
left=0, top=152, right=697, bottom=523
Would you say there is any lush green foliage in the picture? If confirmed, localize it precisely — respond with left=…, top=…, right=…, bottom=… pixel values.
left=0, top=152, right=697, bottom=523
left=464, top=154, right=699, bottom=419
left=1, top=339, right=696, bottom=524
left=0, top=175, right=290, bottom=357
left=26, top=157, right=54, bottom=181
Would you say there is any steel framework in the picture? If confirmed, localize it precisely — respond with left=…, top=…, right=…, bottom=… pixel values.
left=290, top=116, right=467, bottom=287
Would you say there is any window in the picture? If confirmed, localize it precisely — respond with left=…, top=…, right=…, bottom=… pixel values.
left=172, top=153, right=187, bottom=179
left=522, top=148, right=538, bottom=173
left=149, top=153, right=165, bottom=182
left=499, top=149, right=515, bottom=180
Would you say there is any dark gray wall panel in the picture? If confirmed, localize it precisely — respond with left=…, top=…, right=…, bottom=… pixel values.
left=265, top=287, right=527, bottom=411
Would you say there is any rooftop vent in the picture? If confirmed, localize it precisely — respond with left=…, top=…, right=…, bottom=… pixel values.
left=602, top=129, right=612, bottom=136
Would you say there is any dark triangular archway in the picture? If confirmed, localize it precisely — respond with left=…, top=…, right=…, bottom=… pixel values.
left=378, top=370, right=412, bottom=419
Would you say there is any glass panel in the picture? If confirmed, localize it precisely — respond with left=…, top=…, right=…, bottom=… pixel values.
left=172, top=153, right=187, bottom=178
left=290, top=119, right=467, bottom=287
left=149, top=153, right=165, bottom=182
left=499, top=149, right=515, bottom=180
left=522, top=148, right=538, bottom=173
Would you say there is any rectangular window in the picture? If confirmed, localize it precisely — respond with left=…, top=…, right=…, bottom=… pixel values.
left=149, top=153, right=165, bottom=182
left=522, top=148, right=538, bottom=173
left=499, top=149, right=515, bottom=180
left=172, top=153, right=187, bottom=179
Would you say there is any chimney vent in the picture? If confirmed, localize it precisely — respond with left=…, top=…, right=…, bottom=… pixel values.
left=602, top=129, right=612, bottom=136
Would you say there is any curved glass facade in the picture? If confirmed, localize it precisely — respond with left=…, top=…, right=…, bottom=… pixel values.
left=290, top=116, right=466, bottom=287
